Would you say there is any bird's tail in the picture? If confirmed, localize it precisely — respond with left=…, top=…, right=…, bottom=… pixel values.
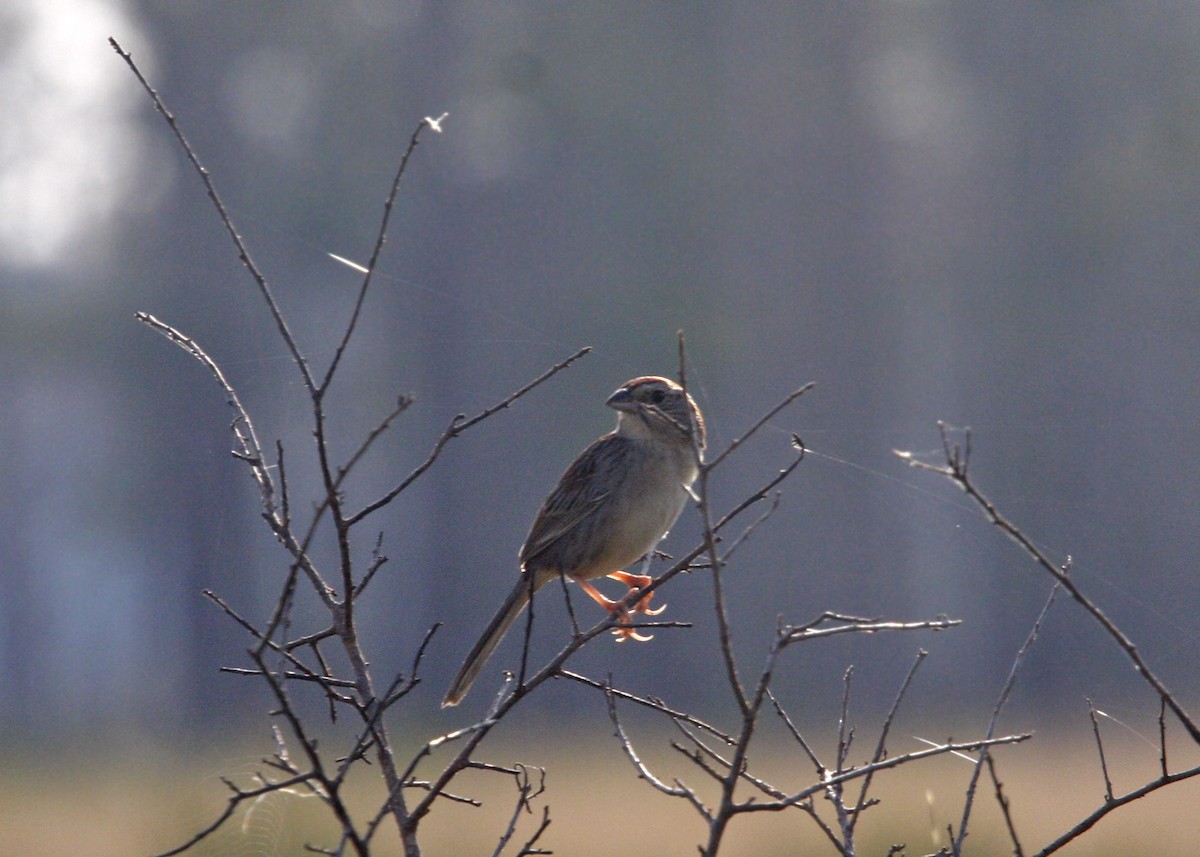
left=442, top=573, right=542, bottom=707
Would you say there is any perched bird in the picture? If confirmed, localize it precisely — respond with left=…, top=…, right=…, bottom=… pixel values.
left=442, top=376, right=705, bottom=707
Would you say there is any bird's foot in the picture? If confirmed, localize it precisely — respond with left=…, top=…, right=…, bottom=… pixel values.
left=577, top=573, right=666, bottom=642
left=607, top=570, right=667, bottom=616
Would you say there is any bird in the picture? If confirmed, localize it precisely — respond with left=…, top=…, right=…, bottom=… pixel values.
left=442, top=375, right=705, bottom=707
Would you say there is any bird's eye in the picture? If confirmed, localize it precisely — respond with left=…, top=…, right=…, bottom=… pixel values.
left=650, top=388, right=666, bottom=404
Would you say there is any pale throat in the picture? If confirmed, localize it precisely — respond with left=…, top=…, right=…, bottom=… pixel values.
left=615, top=408, right=690, bottom=443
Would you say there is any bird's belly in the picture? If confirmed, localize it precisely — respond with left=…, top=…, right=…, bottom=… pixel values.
left=576, top=481, right=688, bottom=580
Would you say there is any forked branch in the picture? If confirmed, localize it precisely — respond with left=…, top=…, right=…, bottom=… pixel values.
left=897, top=424, right=1200, bottom=746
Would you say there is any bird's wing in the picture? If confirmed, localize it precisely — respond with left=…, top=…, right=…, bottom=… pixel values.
left=519, top=433, right=622, bottom=567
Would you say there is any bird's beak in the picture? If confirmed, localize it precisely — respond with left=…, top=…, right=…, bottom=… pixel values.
left=605, top=386, right=636, bottom=413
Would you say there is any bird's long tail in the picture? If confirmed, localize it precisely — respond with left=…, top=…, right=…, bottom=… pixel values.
left=442, top=573, right=542, bottom=707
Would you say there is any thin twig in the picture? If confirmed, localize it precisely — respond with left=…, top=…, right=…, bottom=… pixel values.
left=899, top=423, right=1200, bottom=746
left=604, top=682, right=711, bottom=818
left=320, top=116, right=446, bottom=393
left=220, top=667, right=358, bottom=688
left=514, top=805, right=553, bottom=857
left=1159, top=697, right=1169, bottom=779
left=953, top=583, right=1059, bottom=855
left=203, top=590, right=354, bottom=704
left=252, top=646, right=369, bottom=856
left=338, top=396, right=414, bottom=483
left=848, top=650, right=928, bottom=837
left=517, top=573, right=538, bottom=691
left=670, top=726, right=738, bottom=782
left=556, top=569, right=582, bottom=637
left=715, top=492, right=783, bottom=565
left=348, top=346, right=591, bottom=525
left=1031, top=762, right=1200, bottom=856
left=489, top=765, right=550, bottom=857
left=558, top=670, right=737, bottom=744
left=134, top=314, right=278, bottom=527
left=705, top=381, right=816, bottom=471
left=986, top=755, right=1025, bottom=857
left=1086, top=698, right=1115, bottom=802
left=743, top=734, right=1033, bottom=812
left=678, top=334, right=749, bottom=722
left=111, top=38, right=314, bottom=390
left=768, top=688, right=825, bottom=773
left=828, top=666, right=856, bottom=843
left=149, top=770, right=317, bottom=857
left=782, top=614, right=961, bottom=647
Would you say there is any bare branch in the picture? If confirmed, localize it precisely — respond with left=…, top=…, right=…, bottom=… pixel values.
left=1086, top=698, right=1115, bottom=803
left=900, top=422, right=1200, bottom=746
left=705, top=381, right=816, bottom=471
left=953, top=584, right=1059, bottom=854
left=514, top=806, right=553, bottom=857
left=111, top=38, right=313, bottom=390
left=203, top=590, right=354, bottom=704
left=717, top=491, right=783, bottom=564
left=558, top=670, right=737, bottom=744
left=768, top=688, right=825, bottom=773
left=782, top=614, right=961, bottom=648
left=320, top=115, right=445, bottom=393
left=986, top=755, right=1026, bottom=857
left=848, top=650, right=928, bottom=837
left=220, top=667, right=358, bottom=689
left=677, top=334, right=750, bottom=719
left=338, top=396, right=414, bottom=484
left=1159, top=697, right=1169, bottom=779
left=150, top=770, right=317, bottom=857
left=1031, top=762, right=1200, bottom=856
left=748, top=734, right=1033, bottom=813
left=352, top=533, right=390, bottom=600
left=348, top=346, right=591, bottom=525
left=605, top=682, right=711, bottom=818
left=489, top=765, right=551, bottom=857
left=134, top=313, right=277, bottom=522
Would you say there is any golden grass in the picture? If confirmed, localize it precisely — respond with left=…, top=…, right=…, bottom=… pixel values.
left=2, top=729, right=1197, bottom=856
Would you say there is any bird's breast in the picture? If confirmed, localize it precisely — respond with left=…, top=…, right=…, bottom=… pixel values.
left=574, top=443, right=695, bottom=580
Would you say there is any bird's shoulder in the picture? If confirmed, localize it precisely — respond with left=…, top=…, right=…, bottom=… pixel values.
left=519, top=432, right=630, bottom=563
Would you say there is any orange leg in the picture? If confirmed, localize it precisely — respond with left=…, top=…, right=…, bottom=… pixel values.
left=576, top=573, right=665, bottom=642
left=607, top=571, right=667, bottom=616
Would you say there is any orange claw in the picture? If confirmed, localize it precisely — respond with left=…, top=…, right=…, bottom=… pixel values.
left=576, top=573, right=666, bottom=642
left=607, top=570, right=667, bottom=616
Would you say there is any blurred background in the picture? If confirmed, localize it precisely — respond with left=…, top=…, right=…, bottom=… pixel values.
left=3, top=2, right=1199, bottom=854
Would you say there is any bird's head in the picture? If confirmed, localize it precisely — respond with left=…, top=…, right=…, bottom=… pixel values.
left=606, top=376, right=705, bottom=450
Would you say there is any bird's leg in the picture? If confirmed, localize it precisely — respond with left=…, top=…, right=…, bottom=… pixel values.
left=576, top=576, right=661, bottom=642
left=607, top=570, right=667, bottom=616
